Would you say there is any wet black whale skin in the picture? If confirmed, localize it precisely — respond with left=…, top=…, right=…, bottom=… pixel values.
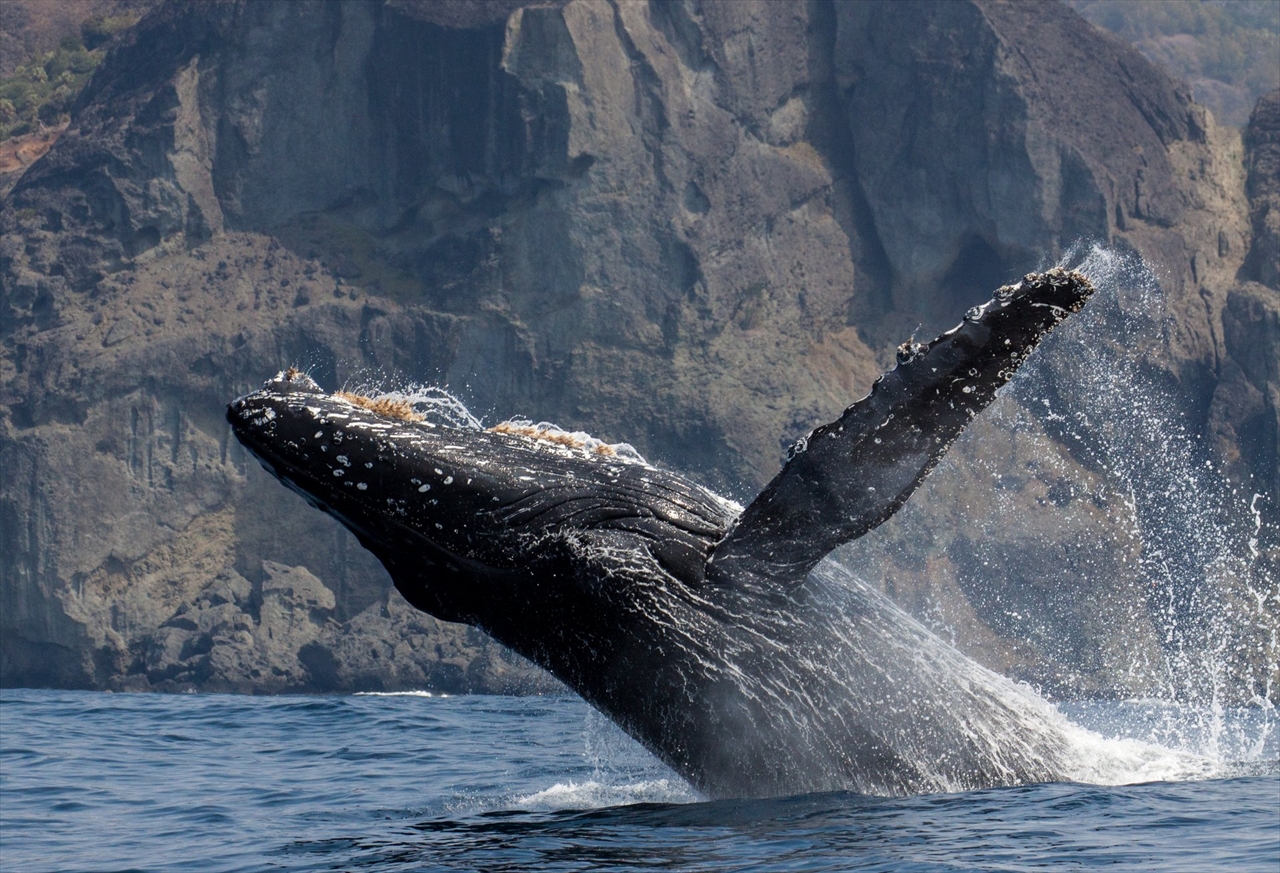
left=227, top=269, right=1094, bottom=797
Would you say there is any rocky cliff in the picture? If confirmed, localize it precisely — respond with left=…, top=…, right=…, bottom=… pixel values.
left=2, top=0, right=1275, bottom=698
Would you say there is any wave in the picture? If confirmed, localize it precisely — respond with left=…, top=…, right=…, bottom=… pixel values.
left=514, top=779, right=698, bottom=811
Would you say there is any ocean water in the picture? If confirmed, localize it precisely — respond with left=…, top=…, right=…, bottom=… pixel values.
left=1, top=689, right=1275, bottom=872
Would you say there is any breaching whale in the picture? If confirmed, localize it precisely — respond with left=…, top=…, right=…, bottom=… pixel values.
left=228, top=269, right=1095, bottom=798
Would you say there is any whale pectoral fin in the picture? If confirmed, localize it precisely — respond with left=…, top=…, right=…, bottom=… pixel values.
left=707, top=268, right=1094, bottom=591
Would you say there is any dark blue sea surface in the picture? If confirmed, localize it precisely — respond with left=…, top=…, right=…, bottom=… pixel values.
left=1, top=689, right=1276, bottom=872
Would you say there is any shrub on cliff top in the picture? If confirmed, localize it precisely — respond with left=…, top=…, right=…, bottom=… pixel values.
left=0, top=12, right=139, bottom=142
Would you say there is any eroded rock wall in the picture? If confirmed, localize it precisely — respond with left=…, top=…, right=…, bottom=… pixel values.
left=2, top=0, right=1275, bottom=697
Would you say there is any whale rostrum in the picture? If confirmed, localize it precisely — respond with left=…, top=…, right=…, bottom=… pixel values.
left=228, top=268, right=1095, bottom=797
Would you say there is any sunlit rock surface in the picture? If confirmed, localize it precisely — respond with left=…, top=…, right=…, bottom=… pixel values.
left=1, top=0, right=1274, bottom=696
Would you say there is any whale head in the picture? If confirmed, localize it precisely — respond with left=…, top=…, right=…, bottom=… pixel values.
left=226, top=370, right=735, bottom=628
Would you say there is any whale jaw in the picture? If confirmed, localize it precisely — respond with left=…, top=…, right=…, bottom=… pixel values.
left=226, top=370, right=735, bottom=627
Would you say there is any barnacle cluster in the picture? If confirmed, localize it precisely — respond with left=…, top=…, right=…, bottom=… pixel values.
left=334, top=390, right=424, bottom=422
left=489, top=421, right=617, bottom=456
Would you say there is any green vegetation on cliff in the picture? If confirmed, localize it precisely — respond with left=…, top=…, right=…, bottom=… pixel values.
left=0, top=14, right=136, bottom=141
left=1067, top=0, right=1280, bottom=126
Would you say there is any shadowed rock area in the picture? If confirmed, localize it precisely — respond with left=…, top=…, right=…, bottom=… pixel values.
left=2, top=0, right=1275, bottom=697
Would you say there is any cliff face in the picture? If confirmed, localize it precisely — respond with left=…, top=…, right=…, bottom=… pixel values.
left=1, top=0, right=1274, bottom=697
left=1226, top=89, right=1280, bottom=520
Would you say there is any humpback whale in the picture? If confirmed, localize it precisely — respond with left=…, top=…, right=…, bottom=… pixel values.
left=228, top=269, right=1095, bottom=798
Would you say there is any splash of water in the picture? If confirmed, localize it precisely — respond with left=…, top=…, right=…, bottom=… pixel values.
left=332, top=248, right=1277, bottom=791
left=1015, top=246, right=1276, bottom=749
left=365, top=384, right=487, bottom=430
left=578, top=556, right=1255, bottom=797
left=843, top=244, right=1275, bottom=769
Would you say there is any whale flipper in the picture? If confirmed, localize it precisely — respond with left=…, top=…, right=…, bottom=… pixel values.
left=707, top=268, right=1094, bottom=591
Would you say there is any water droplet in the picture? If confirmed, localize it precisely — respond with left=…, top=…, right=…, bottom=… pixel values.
left=896, top=341, right=925, bottom=364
